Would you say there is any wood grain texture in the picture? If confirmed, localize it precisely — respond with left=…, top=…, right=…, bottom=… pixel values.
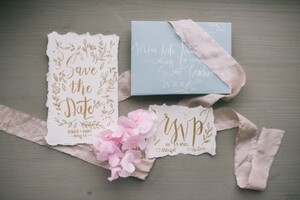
left=0, top=0, right=299, bottom=199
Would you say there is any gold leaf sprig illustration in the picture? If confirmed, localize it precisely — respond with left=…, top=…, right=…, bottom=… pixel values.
left=101, top=95, right=115, bottom=109
left=109, top=40, right=115, bottom=49
left=51, top=71, right=67, bottom=111
left=82, top=39, right=96, bottom=57
left=81, top=121, right=105, bottom=129
left=51, top=81, right=61, bottom=111
left=55, top=36, right=114, bottom=66
left=203, top=122, right=213, bottom=144
left=57, top=71, right=67, bottom=85
left=103, top=115, right=113, bottom=127
left=110, top=67, right=118, bottom=80
left=55, top=40, right=64, bottom=50
left=90, top=38, right=114, bottom=64
left=64, top=43, right=75, bottom=51
left=52, top=50, right=64, bottom=67
left=55, top=118, right=77, bottom=128
left=97, top=68, right=117, bottom=95
left=92, top=100, right=101, bottom=109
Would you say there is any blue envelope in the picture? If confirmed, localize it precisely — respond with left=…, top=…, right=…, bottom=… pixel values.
left=131, top=21, right=231, bottom=95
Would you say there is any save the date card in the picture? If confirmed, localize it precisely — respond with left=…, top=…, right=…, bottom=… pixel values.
left=46, top=32, right=119, bottom=145
left=131, top=21, right=231, bottom=95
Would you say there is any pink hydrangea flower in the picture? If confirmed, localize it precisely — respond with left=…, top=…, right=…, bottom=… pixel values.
left=128, top=109, right=157, bottom=137
left=107, top=150, right=141, bottom=181
left=93, top=109, right=157, bottom=181
left=122, top=135, right=147, bottom=150
left=94, top=129, right=121, bottom=147
left=95, top=141, right=123, bottom=167
left=111, top=116, right=139, bottom=140
left=120, top=150, right=141, bottom=173
left=108, top=166, right=121, bottom=181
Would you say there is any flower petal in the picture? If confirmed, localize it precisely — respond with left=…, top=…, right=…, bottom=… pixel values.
left=118, top=169, right=131, bottom=178
left=128, top=109, right=143, bottom=122
left=108, top=167, right=121, bottom=181
left=124, top=162, right=135, bottom=173
left=99, top=141, right=115, bottom=155
left=97, top=129, right=113, bottom=142
left=128, top=110, right=158, bottom=134
left=118, top=116, right=137, bottom=129
left=139, top=121, right=153, bottom=134
left=92, top=139, right=101, bottom=151
left=126, top=127, right=139, bottom=137
left=120, top=156, right=135, bottom=173
left=108, top=154, right=120, bottom=167
left=127, top=150, right=142, bottom=163
left=122, top=135, right=147, bottom=150
left=120, top=150, right=141, bottom=173
left=112, top=126, right=125, bottom=138
left=97, top=141, right=123, bottom=162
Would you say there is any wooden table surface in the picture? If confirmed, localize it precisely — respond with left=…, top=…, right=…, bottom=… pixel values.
left=0, top=0, right=299, bottom=199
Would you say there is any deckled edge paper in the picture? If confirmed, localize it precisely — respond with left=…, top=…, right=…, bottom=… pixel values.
left=46, top=32, right=119, bottom=145
left=146, top=104, right=217, bottom=158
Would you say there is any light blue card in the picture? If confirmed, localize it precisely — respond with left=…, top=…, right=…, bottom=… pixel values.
left=131, top=21, right=231, bottom=95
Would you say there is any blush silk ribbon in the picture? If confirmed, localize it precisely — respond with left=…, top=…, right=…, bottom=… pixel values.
left=0, top=19, right=284, bottom=191
left=117, top=19, right=285, bottom=190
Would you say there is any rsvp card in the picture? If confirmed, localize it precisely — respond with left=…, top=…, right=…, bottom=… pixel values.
left=131, top=21, right=231, bottom=95
left=145, top=104, right=217, bottom=158
left=46, top=32, right=119, bottom=145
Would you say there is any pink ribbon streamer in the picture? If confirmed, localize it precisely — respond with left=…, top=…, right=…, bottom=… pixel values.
left=118, top=70, right=131, bottom=102
left=169, top=20, right=246, bottom=107
left=117, top=19, right=285, bottom=190
left=214, top=108, right=284, bottom=190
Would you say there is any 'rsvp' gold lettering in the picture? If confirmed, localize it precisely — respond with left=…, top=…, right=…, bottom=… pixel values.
left=162, top=113, right=204, bottom=146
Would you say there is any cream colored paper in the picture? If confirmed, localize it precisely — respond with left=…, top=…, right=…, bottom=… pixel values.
left=146, top=104, right=217, bottom=158
left=46, top=32, right=119, bottom=145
